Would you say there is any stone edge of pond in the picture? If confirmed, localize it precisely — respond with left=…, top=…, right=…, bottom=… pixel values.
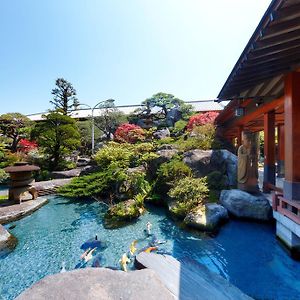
left=0, top=198, right=49, bottom=225
left=16, top=268, right=174, bottom=300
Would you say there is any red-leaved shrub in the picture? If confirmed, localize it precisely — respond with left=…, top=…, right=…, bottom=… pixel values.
left=18, top=139, right=38, bottom=153
left=187, top=112, right=219, bottom=131
left=114, top=123, right=145, bottom=143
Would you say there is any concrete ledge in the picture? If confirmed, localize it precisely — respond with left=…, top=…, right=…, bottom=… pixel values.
left=135, top=253, right=252, bottom=300
left=0, top=198, right=48, bottom=224
left=17, top=268, right=174, bottom=300
left=274, top=210, right=300, bottom=259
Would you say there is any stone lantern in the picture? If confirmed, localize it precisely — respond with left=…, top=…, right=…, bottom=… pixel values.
left=4, top=162, right=40, bottom=204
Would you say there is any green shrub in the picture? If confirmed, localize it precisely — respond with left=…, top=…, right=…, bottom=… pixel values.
left=34, top=170, right=51, bottom=182
left=172, top=120, right=187, bottom=135
left=104, top=199, right=142, bottom=228
left=0, top=151, right=24, bottom=168
left=168, top=177, right=209, bottom=217
left=154, top=137, right=175, bottom=145
left=177, top=123, right=220, bottom=151
left=157, top=158, right=192, bottom=186
left=58, top=165, right=127, bottom=198
left=0, top=169, right=9, bottom=184
left=118, top=171, right=152, bottom=200
left=94, top=141, right=157, bottom=169
left=206, top=171, right=228, bottom=191
left=94, top=142, right=133, bottom=169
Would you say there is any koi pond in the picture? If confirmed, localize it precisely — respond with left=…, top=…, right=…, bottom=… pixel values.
left=1, top=195, right=300, bottom=299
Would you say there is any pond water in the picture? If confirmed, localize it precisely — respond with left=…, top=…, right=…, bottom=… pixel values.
left=1, top=195, right=300, bottom=300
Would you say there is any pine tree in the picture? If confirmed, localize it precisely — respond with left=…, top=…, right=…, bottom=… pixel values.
left=50, top=78, right=78, bottom=115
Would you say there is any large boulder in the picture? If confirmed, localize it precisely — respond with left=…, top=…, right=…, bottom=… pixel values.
left=183, top=149, right=237, bottom=186
left=183, top=150, right=213, bottom=177
left=211, top=150, right=237, bottom=187
left=220, top=189, right=272, bottom=221
left=153, top=128, right=170, bottom=140
left=126, top=165, right=146, bottom=175
left=148, top=148, right=179, bottom=178
left=0, top=224, right=17, bottom=251
left=166, top=107, right=181, bottom=127
left=184, top=203, right=228, bottom=231
left=17, top=268, right=173, bottom=300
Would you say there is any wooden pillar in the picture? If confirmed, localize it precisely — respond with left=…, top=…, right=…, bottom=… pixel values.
left=237, top=126, right=243, bottom=148
left=284, top=72, right=300, bottom=200
left=263, top=110, right=276, bottom=192
left=277, top=125, right=285, bottom=178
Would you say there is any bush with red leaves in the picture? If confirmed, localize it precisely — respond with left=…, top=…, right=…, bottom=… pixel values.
left=114, top=123, right=145, bottom=143
left=18, top=139, right=38, bottom=153
left=187, top=112, right=219, bottom=131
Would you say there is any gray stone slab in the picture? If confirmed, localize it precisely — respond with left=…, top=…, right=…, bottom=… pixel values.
left=17, top=268, right=174, bottom=300
left=0, top=198, right=48, bottom=224
left=135, top=253, right=252, bottom=300
left=33, top=178, right=72, bottom=191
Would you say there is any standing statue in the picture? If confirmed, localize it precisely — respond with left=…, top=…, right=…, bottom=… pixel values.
left=237, top=131, right=259, bottom=193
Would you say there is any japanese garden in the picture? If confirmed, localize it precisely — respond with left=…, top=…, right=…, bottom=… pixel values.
left=1, top=0, right=300, bottom=299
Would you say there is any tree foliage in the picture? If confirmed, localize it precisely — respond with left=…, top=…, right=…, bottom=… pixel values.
left=0, top=113, right=32, bottom=152
left=135, top=92, right=193, bottom=122
left=77, top=120, right=101, bottom=154
left=144, top=93, right=185, bottom=118
left=94, top=101, right=127, bottom=140
left=32, top=112, right=80, bottom=170
left=168, top=177, right=209, bottom=217
left=50, top=78, right=79, bottom=115
left=114, top=123, right=145, bottom=143
left=187, top=111, right=219, bottom=131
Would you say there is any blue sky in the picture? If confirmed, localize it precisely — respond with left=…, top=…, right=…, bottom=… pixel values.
left=0, top=0, right=271, bottom=115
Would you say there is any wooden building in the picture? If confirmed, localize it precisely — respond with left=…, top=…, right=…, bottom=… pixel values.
left=216, top=0, right=300, bottom=255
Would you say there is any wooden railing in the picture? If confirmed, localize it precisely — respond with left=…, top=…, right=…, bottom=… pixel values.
left=272, top=192, right=300, bottom=225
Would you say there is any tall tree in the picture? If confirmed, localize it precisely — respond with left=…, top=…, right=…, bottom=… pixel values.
left=32, top=112, right=80, bottom=170
left=50, top=78, right=79, bottom=115
left=131, top=93, right=193, bottom=127
left=94, top=100, right=127, bottom=140
left=0, top=113, right=32, bottom=152
left=77, top=120, right=101, bottom=154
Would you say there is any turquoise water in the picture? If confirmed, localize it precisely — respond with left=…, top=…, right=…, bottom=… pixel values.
left=1, top=196, right=300, bottom=300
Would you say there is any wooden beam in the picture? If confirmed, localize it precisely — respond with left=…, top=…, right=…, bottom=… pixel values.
left=247, top=46, right=300, bottom=64
left=231, top=97, right=283, bottom=127
left=263, top=110, right=276, bottom=191
left=274, top=3, right=300, bottom=20
left=284, top=72, right=300, bottom=200
left=263, top=17, right=300, bottom=36
left=278, top=124, right=285, bottom=177
left=257, top=29, right=300, bottom=48
left=252, top=37, right=300, bottom=57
